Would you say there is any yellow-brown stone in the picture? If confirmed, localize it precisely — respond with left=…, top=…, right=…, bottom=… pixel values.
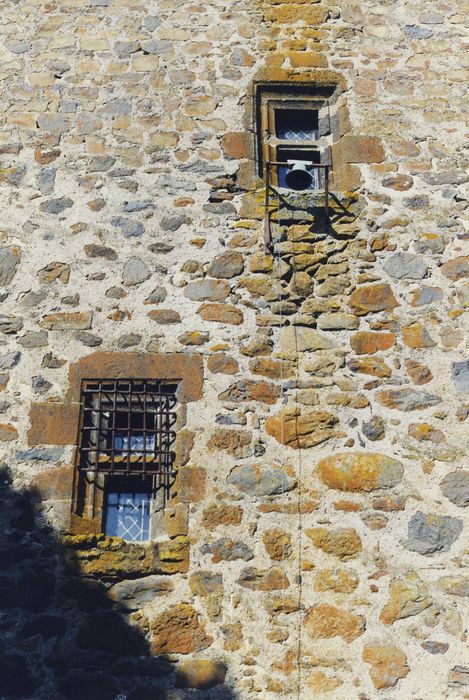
left=263, top=4, right=328, bottom=24
left=150, top=604, right=212, bottom=654
left=263, top=529, right=292, bottom=561
left=249, top=358, right=294, bottom=379
left=363, top=643, right=410, bottom=689
left=175, top=660, right=227, bottom=690
left=402, top=323, right=436, bottom=348
left=306, top=527, right=362, bottom=560
left=313, top=568, right=359, bottom=593
left=307, top=671, right=343, bottom=693
left=408, top=422, right=445, bottom=443
left=207, top=353, right=239, bottom=374
left=265, top=406, right=339, bottom=449
left=380, top=573, right=431, bottom=624
left=201, top=503, right=243, bottom=529
left=349, top=283, right=399, bottom=316
left=304, top=604, right=365, bottom=642
left=348, top=356, right=392, bottom=378
left=207, top=428, right=252, bottom=457
left=237, top=567, right=290, bottom=591
left=317, top=453, right=403, bottom=492
left=350, top=331, right=396, bottom=355
left=0, top=423, right=18, bottom=441
left=197, top=303, right=243, bottom=325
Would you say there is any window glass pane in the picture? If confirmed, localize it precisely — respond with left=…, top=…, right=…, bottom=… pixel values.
left=105, top=490, right=151, bottom=542
left=114, top=433, right=156, bottom=452
left=275, top=109, right=319, bottom=141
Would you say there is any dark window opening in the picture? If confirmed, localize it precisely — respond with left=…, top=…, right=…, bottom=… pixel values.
left=275, top=108, right=319, bottom=141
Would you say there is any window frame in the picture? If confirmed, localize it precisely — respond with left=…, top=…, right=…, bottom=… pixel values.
left=73, top=377, right=181, bottom=542
left=255, top=84, right=335, bottom=188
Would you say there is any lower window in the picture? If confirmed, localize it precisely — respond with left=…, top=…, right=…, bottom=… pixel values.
left=104, top=476, right=153, bottom=542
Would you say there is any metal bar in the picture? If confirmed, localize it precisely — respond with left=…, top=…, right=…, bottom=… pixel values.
left=268, top=161, right=328, bottom=168
left=325, top=165, right=329, bottom=214
left=264, top=161, right=271, bottom=254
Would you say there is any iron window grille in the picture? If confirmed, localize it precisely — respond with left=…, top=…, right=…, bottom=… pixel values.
left=77, top=378, right=179, bottom=484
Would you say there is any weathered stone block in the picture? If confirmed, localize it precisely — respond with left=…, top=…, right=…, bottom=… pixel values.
left=207, top=251, right=244, bottom=279
left=201, top=503, right=243, bottom=528
left=440, top=471, right=469, bottom=507
left=350, top=331, right=395, bottom=355
left=349, top=283, right=399, bottom=316
left=440, top=256, right=469, bottom=281
left=207, top=428, right=252, bottom=458
left=41, top=312, right=93, bottom=331
left=227, top=463, right=296, bottom=497
left=27, top=402, right=80, bottom=445
left=363, top=643, right=410, bottom=689
left=384, top=252, right=427, bottom=279
left=306, top=527, right=362, bottom=560
left=336, top=134, right=385, bottom=164
left=197, top=303, right=243, bottom=325
left=175, top=660, right=227, bottom=690
left=305, top=604, right=365, bottom=642
left=317, top=453, right=403, bottom=492
left=107, top=576, right=173, bottom=611
left=380, top=573, right=431, bottom=624
left=150, top=604, right=212, bottom=654
left=184, top=279, right=230, bottom=301
left=219, top=379, right=280, bottom=404
left=265, top=406, right=339, bottom=448
left=377, top=388, right=441, bottom=411
left=313, top=568, right=359, bottom=593
left=404, top=512, right=463, bottom=555
left=0, top=247, right=21, bottom=286
left=237, top=567, right=289, bottom=591
left=220, top=132, right=253, bottom=159
left=280, top=326, right=338, bottom=353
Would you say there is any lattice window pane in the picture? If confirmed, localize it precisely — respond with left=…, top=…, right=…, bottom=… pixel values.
left=104, top=488, right=152, bottom=542
left=275, top=109, right=319, bottom=141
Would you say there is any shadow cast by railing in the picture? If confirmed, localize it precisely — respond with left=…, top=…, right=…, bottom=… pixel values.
left=0, top=465, right=240, bottom=700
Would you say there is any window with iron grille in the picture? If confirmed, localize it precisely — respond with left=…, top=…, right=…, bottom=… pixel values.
left=256, top=86, right=334, bottom=191
left=76, top=378, right=179, bottom=542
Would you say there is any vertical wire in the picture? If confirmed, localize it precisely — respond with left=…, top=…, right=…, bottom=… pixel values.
left=291, top=206, right=304, bottom=700
left=272, top=183, right=288, bottom=698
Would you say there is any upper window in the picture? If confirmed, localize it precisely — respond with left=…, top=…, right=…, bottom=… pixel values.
left=256, top=86, right=335, bottom=191
left=76, top=378, right=179, bottom=542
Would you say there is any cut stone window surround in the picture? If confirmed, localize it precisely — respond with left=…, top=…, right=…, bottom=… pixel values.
left=255, top=83, right=339, bottom=190
left=76, top=377, right=180, bottom=542
left=26, top=352, right=203, bottom=538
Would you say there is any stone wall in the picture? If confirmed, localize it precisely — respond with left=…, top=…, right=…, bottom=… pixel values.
left=0, top=0, right=467, bottom=698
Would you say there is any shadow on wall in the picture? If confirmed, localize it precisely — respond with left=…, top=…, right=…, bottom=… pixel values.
left=0, top=466, right=239, bottom=700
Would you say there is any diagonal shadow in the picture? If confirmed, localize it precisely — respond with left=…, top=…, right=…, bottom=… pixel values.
left=0, top=465, right=239, bottom=700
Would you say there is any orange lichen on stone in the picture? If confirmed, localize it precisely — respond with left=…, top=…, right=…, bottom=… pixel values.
left=306, top=527, right=362, bottom=560
left=350, top=332, right=396, bottom=355
left=265, top=406, right=339, bottom=448
left=304, top=604, right=365, bottom=642
left=317, top=453, right=403, bottom=492
left=150, top=604, right=212, bottom=654
left=363, top=643, right=410, bottom=689
left=349, top=283, right=399, bottom=316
